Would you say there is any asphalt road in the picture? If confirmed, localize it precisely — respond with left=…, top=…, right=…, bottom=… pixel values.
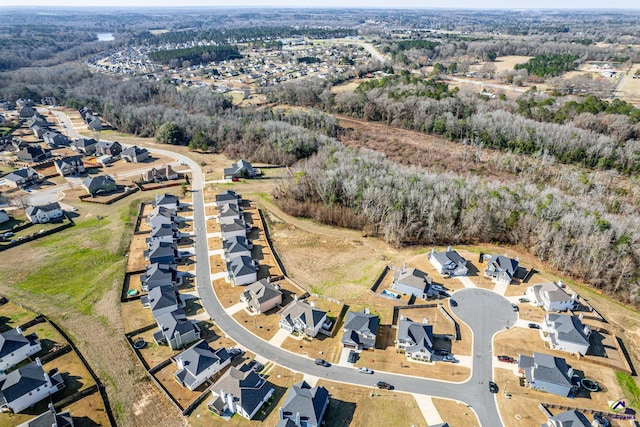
left=47, top=109, right=517, bottom=426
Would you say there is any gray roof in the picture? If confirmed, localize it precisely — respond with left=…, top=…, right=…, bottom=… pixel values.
left=54, top=155, right=83, bottom=169
left=153, top=193, right=179, bottom=208
left=223, top=235, right=251, bottom=251
left=155, top=309, right=197, bottom=340
left=147, top=206, right=175, bottom=222
left=18, top=408, right=73, bottom=427
left=394, top=268, right=431, bottom=291
left=280, top=300, right=326, bottom=331
left=72, top=138, right=97, bottom=148
left=25, top=202, right=62, bottom=217
left=141, top=263, right=177, bottom=285
left=210, top=364, right=272, bottom=416
left=150, top=223, right=177, bottom=238
left=144, top=285, right=179, bottom=313
left=146, top=241, right=177, bottom=259
left=4, top=167, right=38, bottom=181
left=0, top=329, right=38, bottom=359
left=397, top=317, right=434, bottom=356
left=220, top=203, right=241, bottom=218
left=228, top=256, right=256, bottom=278
left=82, top=174, right=115, bottom=193
left=0, top=361, right=50, bottom=405
left=174, top=340, right=231, bottom=389
left=122, top=145, right=148, bottom=157
left=547, top=410, right=591, bottom=427
left=221, top=218, right=247, bottom=235
left=342, top=310, right=379, bottom=348
left=215, top=190, right=240, bottom=205
left=485, top=254, right=518, bottom=277
left=431, top=250, right=466, bottom=268
left=242, top=279, right=282, bottom=306
left=279, top=380, right=329, bottom=427
left=546, top=314, right=590, bottom=347
left=518, top=352, right=572, bottom=388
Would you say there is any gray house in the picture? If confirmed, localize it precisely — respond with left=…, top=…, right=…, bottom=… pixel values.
left=484, top=254, right=519, bottom=285
left=54, top=156, right=85, bottom=177
left=17, top=145, right=49, bottom=163
left=221, top=218, right=250, bottom=240
left=95, top=140, right=122, bottom=157
left=140, top=263, right=179, bottom=292
left=146, top=206, right=178, bottom=226
left=396, top=316, right=435, bottom=362
left=429, top=247, right=468, bottom=277
left=0, top=328, right=42, bottom=372
left=341, top=309, right=379, bottom=350
left=17, top=405, right=74, bottom=427
left=82, top=174, right=116, bottom=196
left=542, top=314, right=591, bottom=356
left=227, top=255, right=257, bottom=286
left=215, top=190, right=241, bottom=210
left=279, top=299, right=328, bottom=338
left=71, top=138, right=97, bottom=155
left=208, top=364, right=274, bottom=420
left=153, top=309, right=201, bottom=350
left=518, top=352, right=574, bottom=397
left=223, top=159, right=260, bottom=180
left=42, top=131, right=69, bottom=148
left=545, top=410, right=591, bottom=427
left=25, top=202, right=64, bottom=224
left=241, top=279, right=283, bottom=314
left=223, top=235, right=252, bottom=261
left=152, top=193, right=180, bottom=211
left=142, top=285, right=182, bottom=318
left=173, top=340, right=231, bottom=391
left=392, top=267, right=434, bottom=299
left=121, top=145, right=149, bottom=163
left=2, top=167, right=40, bottom=188
left=0, top=359, right=64, bottom=413
left=144, top=241, right=178, bottom=265
left=277, top=380, right=329, bottom=427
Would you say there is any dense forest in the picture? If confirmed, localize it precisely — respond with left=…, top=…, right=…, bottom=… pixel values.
left=148, top=45, right=242, bottom=66
left=514, top=54, right=581, bottom=78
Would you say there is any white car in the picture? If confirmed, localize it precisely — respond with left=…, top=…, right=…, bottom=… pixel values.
left=358, top=367, right=373, bottom=374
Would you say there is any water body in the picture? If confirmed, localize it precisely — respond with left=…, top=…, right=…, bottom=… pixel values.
left=97, top=32, right=114, bottom=41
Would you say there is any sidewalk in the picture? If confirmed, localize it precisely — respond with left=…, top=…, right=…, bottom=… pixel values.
left=413, top=394, right=444, bottom=425
left=268, top=328, right=291, bottom=347
left=456, top=276, right=477, bottom=288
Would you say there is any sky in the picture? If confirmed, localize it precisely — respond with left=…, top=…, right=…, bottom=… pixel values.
left=3, top=0, right=639, bottom=8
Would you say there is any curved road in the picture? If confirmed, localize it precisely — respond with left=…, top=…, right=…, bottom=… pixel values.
left=46, top=108, right=517, bottom=426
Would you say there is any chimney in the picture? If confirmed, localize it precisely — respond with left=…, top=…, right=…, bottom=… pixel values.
left=364, top=307, right=370, bottom=314
left=295, top=411, right=301, bottom=426
left=279, top=407, right=283, bottom=420
left=447, top=245, right=452, bottom=252
left=16, top=326, right=22, bottom=335
left=48, top=403, right=55, bottom=414
left=515, top=256, right=519, bottom=262
left=177, top=356, right=184, bottom=370
left=403, top=262, right=407, bottom=272
left=310, top=301, right=315, bottom=308
left=36, top=357, right=42, bottom=367
left=431, top=248, right=435, bottom=256
left=583, top=326, right=591, bottom=337
left=579, top=313, right=584, bottom=320
left=422, top=318, right=429, bottom=325
left=294, top=294, right=298, bottom=301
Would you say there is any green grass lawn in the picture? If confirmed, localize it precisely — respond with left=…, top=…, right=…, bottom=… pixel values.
left=616, top=371, right=640, bottom=409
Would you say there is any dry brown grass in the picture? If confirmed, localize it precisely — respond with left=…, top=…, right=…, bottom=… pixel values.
left=121, top=301, right=156, bottom=333
left=63, top=391, right=112, bottom=426
left=126, top=234, right=149, bottom=272
left=280, top=334, right=343, bottom=364
left=154, top=362, right=203, bottom=408
left=432, top=398, right=479, bottom=427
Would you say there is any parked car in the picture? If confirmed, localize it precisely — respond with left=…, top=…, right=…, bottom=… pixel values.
left=315, top=358, right=330, bottom=367
left=347, top=350, right=358, bottom=363
left=358, top=367, right=373, bottom=374
left=376, top=381, right=392, bottom=390
left=442, top=355, right=456, bottom=363
left=431, top=284, right=444, bottom=291
left=518, top=297, right=529, bottom=303
left=450, top=299, right=458, bottom=307
left=497, top=355, right=515, bottom=363
left=3, top=232, right=14, bottom=238
left=489, top=381, right=499, bottom=393
left=511, top=303, right=519, bottom=312
left=227, top=347, right=243, bottom=358
left=528, top=323, right=540, bottom=329
left=246, top=360, right=264, bottom=372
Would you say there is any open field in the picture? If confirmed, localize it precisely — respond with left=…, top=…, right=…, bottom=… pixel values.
left=616, top=63, right=640, bottom=106
left=318, top=379, right=426, bottom=427
left=432, top=397, right=479, bottom=427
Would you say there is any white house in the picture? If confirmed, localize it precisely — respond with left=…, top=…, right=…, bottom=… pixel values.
left=279, top=298, right=328, bottom=338
left=429, top=247, right=468, bottom=277
left=526, top=282, right=577, bottom=312
left=392, top=266, right=434, bottom=300
left=208, top=364, right=274, bottom=420
left=173, top=340, right=231, bottom=391
left=0, top=328, right=42, bottom=372
left=227, top=256, right=257, bottom=286
left=396, top=316, right=435, bottom=362
left=25, top=202, right=64, bottom=224
left=241, top=279, right=283, bottom=314
left=0, top=359, right=64, bottom=413
left=542, top=313, right=591, bottom=356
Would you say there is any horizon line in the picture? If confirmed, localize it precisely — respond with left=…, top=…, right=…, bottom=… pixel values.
left=2, top=5, right=640, bottom=10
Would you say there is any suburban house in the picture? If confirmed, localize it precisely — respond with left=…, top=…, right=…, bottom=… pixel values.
left=16, top=145, right=49, bottom=163
left=526, top=282, right=577, bottom=312
left=87, top=116, right=102, bottom=131
left=484, top=254, right=519, bottom=285
left=221, top=219, right=250, bottom=240
left=18, top=106, right=36, bottom=118
left=429, top=247, right=468, bottom=277
left=148, top=223, right=182, bottom=244
left=17, top=405, right=74, bottom=427
left=145, top=241, right=178, bottom=265
left=217, top=203, right=244, bottom=225
left=26, top=115, right=46, bottom=129
left=392, top=266, right=434, bottom=300
left=146, top=206, right=178, bottom=226
left=121, top=145, right=150, bottom=163
left=542, top=314, right=591, bottom=356
left=95, top=140, right=122, bottom=157
left=152, top=193, right=180, bottom=211
left=241, top=279, right=283, bottom=314
left=0, top=359, right=64, bottom=413
left=30, top=125, right=48, bottom=139
left=545, top=410, right=591, bottom=427
left=2, top=167, right=40, bottom=188
left=276, top=380, right=329, bottom=427
left=42, top=131, right=69, bottom=148
left=153, top=309, right=201, bottom=350
left=0, top=210, right=9, bottom=224
left=54, top=156, right=85, bottom=177
left=173, top=340, right=232, bottom=391
left=140, top=263, right=180, bottom=292
left=279, top=299, right=329, bottom=338
left=396, top=316, right=435, bottom=362
left=222, top=235, right=253, bottom=261
left=142, top=165, right=178, bottom=182
left=227, top=255, right=257, bottom=286
left=223, top=159, right=260, bottom=180
left=208, top=364, right=275, bottom=420
left=0, top=328, right=42, bottom=372
left=341, top=308, right=379, bottom=350
left=70, top=138, right=97, bottom=155
left=142, top=285, right=183, bottom=318
left=518, top=352, right=574, bottom=397
left=215, top=190, right=241, bottom=210
left=25, top=202, right=64, bottom=224
left=82, top=174, right=116, bottom=196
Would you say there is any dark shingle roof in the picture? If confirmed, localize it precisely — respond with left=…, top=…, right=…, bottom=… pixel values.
left=210, top=365, right=272, bottom=417
left=0, top=329, right=33, bottom=359
left=174, top=340, right=230, bottom=388
left=394, top=268, right=431, bottom=291
left=0, top=361, right=49, bottom=405
left=279, top=380, right=329, bottom=427
left=341, top=310, right=379, bottom=348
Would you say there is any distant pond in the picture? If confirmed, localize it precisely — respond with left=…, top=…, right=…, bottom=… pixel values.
left=97, top=32, right=114, bottom=41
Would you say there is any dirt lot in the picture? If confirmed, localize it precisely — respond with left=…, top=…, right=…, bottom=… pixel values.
left=318, top=379, right=426, bottom=427
left=154, top=362, right=203, bottom=408
left=432, top=397, right=479, bottom=427
left=64, top=391, right=112, bottom=427
left=121, top=300, right=156, bottom=333
left=126, top=234, right=149, bottom=272
left=616, top=63, right=640, bottom=106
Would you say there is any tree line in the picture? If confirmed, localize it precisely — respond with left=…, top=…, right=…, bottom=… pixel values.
left=148, top=45, right=242, bottom=66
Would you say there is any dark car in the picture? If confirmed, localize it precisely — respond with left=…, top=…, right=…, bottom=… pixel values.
left=376, top=381, right=392, bottom=390
left=511, top=303, right=519, bottom=312
left=489, top=381, right=499, bottom=393
left=347, top=350, right=358, bottom=363
left=528, top=323, right=540, bottom=329
left=246, top=360, right=264, bottom=372
left=315, top=358, right=330, bottom=367
left=450, top=299, right=458, bottom=307
left=497, top=355, right=515, bottom=363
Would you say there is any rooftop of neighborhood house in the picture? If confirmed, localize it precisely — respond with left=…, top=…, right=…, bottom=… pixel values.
left=174, top=340, right=231, bottom=386
left=547, top=409, right=591, bottom=427
left=243, top=279, right=282, bottom=304
left=518, top=352, right=572, bottom=387
left=394, top=267, right=432, bottom=290
left=210, top=364, right=271, bottom=414
left=280, top=299, right=327, bottom=330
left=278, top=380, right=329, bottom=427
left=342, top=309, right=379, bottom=348
left=0, top=328, right=38, bottom=359
left=397, top=317, right=434, bottom=353
left=545, top=313, right=590, bottom=346
left=0, top=360, right=53, bottom=404
left=431, top=249, right=466, bottom=267
left=485, top=254, right=518, bottom=275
